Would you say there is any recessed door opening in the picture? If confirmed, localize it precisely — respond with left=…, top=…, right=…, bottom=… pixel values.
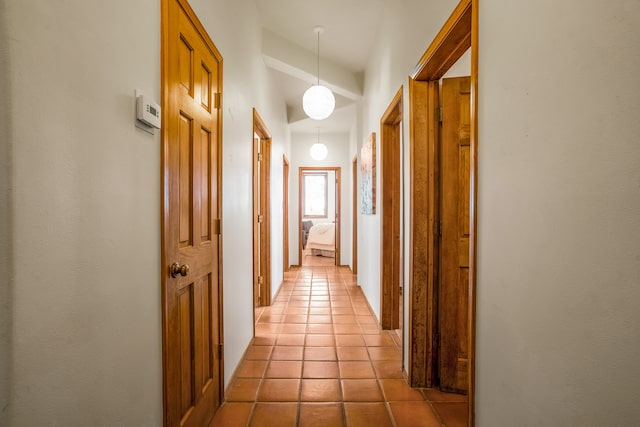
left=408, top=0, right=477, bottom=424
left=253, top=109, right=272, bottom=325
left=298, top=167, right=341, bottom=267
left=380, top=88, right=403, bottom=332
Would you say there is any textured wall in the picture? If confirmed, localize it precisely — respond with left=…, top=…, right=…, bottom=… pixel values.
left=476, top=0, right=640, bottom=425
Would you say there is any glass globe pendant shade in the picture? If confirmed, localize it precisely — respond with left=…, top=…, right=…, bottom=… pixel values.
left=303, top=85, right=335, bottom=120
left=310, top=142, right=328, bottom=161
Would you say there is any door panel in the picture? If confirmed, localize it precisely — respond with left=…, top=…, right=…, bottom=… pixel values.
left=252, top=111, right=272, bottom=307
left=162, top=0, right=223, bottom=425
left=438, top=76, right=470, bottom=394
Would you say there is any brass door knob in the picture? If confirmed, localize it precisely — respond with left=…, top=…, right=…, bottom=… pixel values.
left=170, top=262, right=190, bottom=278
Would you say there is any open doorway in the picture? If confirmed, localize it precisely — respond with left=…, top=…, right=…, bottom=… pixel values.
left=298, top=167, right=341, bottom=267
left=407, top=0, right=478, bottom=424
left=253, top=109, right=272, bottom=324
left=380, top=88, right=403, bottom=335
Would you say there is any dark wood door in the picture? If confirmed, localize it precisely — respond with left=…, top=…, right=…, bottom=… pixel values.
left=252, top=112, right=272, bottom=307
left=162, top=0, right=223, bottom=425
left=438, top=76, right=470, bottom=394
left=253, top=134, right=263, bottom=308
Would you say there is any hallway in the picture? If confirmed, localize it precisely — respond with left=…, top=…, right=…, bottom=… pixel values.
left=211, top=266, right=467, bottom=426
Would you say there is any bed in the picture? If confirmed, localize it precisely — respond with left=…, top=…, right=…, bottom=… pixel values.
left=305, top=222, right=335, bottom=258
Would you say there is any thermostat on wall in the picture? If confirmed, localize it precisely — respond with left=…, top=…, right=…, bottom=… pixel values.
left=136, top=93, right=161, bottom=129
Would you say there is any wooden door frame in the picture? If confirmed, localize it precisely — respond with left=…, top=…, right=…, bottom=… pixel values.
left=380, top=87, right=403, bottom=330
left=407, top=0, right=477, bottom=424
left=283, top=155, right=290, bottom=272
left=352, top=155, right=358, bottom=275
left=298, top=167, right=341, bottom=266
left=160, top=0, right=224, bottom=423
left=253, top=109, right=271, bottom=307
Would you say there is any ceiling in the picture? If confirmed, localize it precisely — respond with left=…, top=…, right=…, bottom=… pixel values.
left=254, top=0, right=386, bottom=134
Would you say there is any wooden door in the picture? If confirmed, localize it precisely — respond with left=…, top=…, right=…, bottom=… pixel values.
left=253, top=134, right=263, bottom=308
left=283, top=156, right=290, bottom=272
left=161, top=0, right=223, bottom=425
left=438, top=76, right=470, bottom=394
left=252, top=111, right=272, bottom=307
left=380, top=89, right=402, bottom=330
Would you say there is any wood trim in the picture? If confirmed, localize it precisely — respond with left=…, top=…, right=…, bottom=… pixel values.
left=411, top=0, right=472, bottom=81
left=382, top=87, right=404, bottom=125
left=263, top=140, right=271, bottom=305
left=408, top=0, right=477, bottom=424
left=426, top=81, right=440, bottom=388
left=283, top=155, right=290, bottom=272
left=352, top=155, right=358, bottom=275
left=160, top=2, right=170, bottom=418
left=468, top=1, right=479, bottom=423
left=253, top=109, right=272, bottom=307
left=298, top=167, right=341, bottom=267
left=252, top=136, right=259, bottom=309
left=380, top=87, right=403, bottom=330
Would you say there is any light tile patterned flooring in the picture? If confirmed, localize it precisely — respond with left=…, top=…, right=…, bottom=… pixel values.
left=210, top=266, right=467, bottom=427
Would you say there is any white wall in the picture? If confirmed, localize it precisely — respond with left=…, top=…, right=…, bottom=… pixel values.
left=289, top=132, right=351, bottom=266
left=476, top=0, right=640, bottom=425
left=189, top=0, right=290, bottom=381
left=0, top=0, right=11, bottom=416
left=358, top=0, right=460, bottom=325
left=0, top=0, right=288, bottom=425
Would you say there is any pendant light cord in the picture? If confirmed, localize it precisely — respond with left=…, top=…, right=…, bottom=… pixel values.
left=316, top=31, right=320, bottom=86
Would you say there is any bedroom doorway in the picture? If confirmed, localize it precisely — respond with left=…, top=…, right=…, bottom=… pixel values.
left=298, top=167, right=341, bottom=267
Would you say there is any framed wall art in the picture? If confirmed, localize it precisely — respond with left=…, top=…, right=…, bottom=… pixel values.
left=361, top=132, right=376, bottom=215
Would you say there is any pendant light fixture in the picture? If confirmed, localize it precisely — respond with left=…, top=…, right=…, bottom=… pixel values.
left=310, top=128, right=328, bottom=161
left=303, top=26, right=335, bottom=120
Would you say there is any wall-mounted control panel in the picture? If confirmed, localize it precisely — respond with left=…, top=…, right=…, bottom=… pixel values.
left=136, top=93, right=161, bottom=129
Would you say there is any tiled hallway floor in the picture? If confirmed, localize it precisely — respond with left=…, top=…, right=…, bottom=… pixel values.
left=211, top=266, right=467, bottom=427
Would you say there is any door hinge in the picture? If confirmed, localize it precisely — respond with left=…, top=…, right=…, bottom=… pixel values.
left=258, top=153, right=263, bottom=162
left=258, top=275, right=264, bottom=285
left=214, top=92, right=221, bottom=109
left=436, top=106, right=443, bottom=122
left=213, top=218, right=221, bottom=235
left=257, top=214, right=264, bottom=223
left=218, top=344, right=224, bottom=360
